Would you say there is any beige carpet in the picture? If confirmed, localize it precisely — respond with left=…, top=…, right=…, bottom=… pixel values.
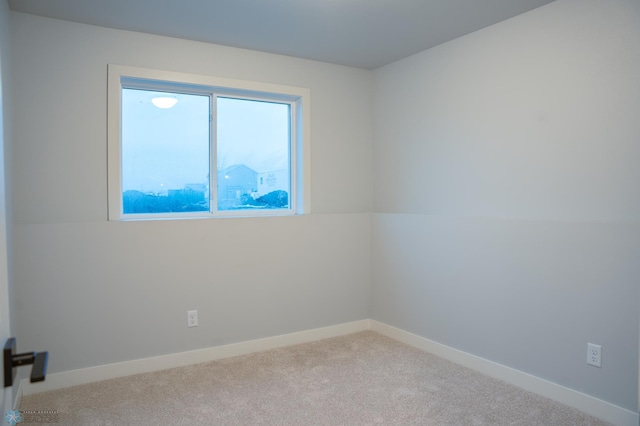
left=20, top=331, right=610, bottom=425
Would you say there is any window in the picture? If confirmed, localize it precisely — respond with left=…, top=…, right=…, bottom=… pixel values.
left=108, top=65, right=310, bottom=220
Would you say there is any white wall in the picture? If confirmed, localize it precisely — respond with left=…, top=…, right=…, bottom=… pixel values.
left=0, top=0, right=16, bottom=412
left=372, top=0, right=639, bottom=412
left=9, top=12, right=373, bottom=374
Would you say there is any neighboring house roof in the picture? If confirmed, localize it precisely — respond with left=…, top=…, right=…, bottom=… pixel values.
left=218, top=164, right=257, bottom=176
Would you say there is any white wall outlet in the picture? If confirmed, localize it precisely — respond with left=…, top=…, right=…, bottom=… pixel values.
left=587, top=343, right=601, bottom=367
left=187, top=310, right=198, bottom=328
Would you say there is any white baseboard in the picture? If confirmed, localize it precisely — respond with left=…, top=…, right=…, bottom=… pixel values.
left=370, top=320, right=638, bottom=426
left=20, top=320, right=370, bottom=396
left=14, top=381, right=22, bottom=411
left=19, top=319, right=638, bottom=426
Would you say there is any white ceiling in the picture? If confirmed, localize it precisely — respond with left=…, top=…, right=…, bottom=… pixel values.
left=8, top=0, right=555, bottom=70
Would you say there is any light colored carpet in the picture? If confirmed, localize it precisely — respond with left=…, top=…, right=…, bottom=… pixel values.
left=20, top=331, right=610, bottom=425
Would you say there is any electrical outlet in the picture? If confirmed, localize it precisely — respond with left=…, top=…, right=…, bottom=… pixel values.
left=587, top=343, right=601, bottom=367
left=187, top=310, right=198, bottom=328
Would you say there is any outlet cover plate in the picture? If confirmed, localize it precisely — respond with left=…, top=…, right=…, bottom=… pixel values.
left=187, top=310, right=198, bottom=328
left=587, top=343, right=601, bottom=367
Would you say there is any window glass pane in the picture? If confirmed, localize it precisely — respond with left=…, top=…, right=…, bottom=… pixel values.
left=121, top=89, right=210, bottom=214
left=216, top=97, right=291, bottom=211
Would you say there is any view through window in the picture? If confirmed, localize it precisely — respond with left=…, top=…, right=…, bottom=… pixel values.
left=108, top=65, right=307, bottom=220
left=122, top=89, right=211, bottom=214
left=216, top=97, right=291, bottom=212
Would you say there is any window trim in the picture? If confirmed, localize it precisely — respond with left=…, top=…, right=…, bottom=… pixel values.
left=107, top=64, right=311, bottom=220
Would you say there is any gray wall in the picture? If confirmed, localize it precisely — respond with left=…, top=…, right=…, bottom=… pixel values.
left=372, top=0, right=640, bottom=412
left=10, top=12, right=373, bottom=374
left=0, top=0, right=16, bottom=413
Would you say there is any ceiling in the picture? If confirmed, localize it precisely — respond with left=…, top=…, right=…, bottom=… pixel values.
left=8, top=0, right=555, bottom=70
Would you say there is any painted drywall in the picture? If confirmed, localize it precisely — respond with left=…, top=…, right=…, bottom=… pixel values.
left=0, top=0, right=16, bottom=413
left=9, top=12, right=372, bottom=374
left=372, top=0, right=639, bottom=412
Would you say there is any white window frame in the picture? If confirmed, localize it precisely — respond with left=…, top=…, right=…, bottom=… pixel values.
left=107, top=64, right=311, bottom=220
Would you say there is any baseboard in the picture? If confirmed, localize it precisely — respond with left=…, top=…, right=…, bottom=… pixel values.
left=14, top=381, right=22, bottom=411
left=370, top=320, right=638, bottom=426
left=20, top=319, right=370, bottom=396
